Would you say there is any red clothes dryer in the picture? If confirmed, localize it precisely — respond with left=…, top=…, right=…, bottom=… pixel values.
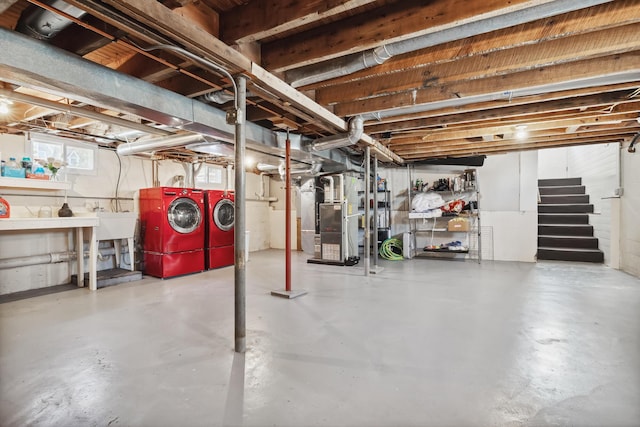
left=205, top=190, right=235, bottom=269
left=139, top=187, right=205, bottom=278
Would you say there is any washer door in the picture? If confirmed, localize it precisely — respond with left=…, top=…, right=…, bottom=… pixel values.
left=213, top=198, right=234, bottom=232
left=168, top=197, right=202, bottom=234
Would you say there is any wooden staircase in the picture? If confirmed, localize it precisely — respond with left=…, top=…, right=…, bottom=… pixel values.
left=537, top=178, right=604, bottom=263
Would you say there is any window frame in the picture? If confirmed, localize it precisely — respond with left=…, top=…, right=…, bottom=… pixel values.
left=29, top=133, right=98, bottom=176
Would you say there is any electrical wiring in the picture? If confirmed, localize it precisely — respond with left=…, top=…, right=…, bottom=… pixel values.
left=379, top=238, right=403, bottom=261
left=114, top=149, right=123, bottom=212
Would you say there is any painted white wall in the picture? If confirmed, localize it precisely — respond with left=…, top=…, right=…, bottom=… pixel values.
left=0, top=134, right=276, bottom=294
left=538, top=147, right=568, bottom=179
left=569, top=143, right=619, bottom=266
left=269, top=209, right=297, bottom=250
left=477, top=152, right=538, bottom=262
left=620, top=145, right=640, bottom=278
left=537, top=143, right=619, bottom=266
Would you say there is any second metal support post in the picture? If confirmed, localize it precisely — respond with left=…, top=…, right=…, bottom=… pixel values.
left=373, top=153, right=378, bottom=269
left=364, top=146, right=370, bottom=276
left=285, top=131, right=291, bottom=292
left=270, top=130, right=307, bottom=299
left=234, top=75, right=247, bottom=353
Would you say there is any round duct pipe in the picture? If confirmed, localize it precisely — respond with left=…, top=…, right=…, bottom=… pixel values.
left=117, top=133, right=205, bottom=156
left=16, top=0, right=87, bottom=41
left=311, top=116, right=364, bottom=151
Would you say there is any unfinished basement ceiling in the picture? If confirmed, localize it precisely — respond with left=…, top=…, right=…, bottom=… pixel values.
left=0, top=0, right=639, bottom=164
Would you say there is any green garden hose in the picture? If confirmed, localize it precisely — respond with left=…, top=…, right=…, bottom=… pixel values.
left=379, top=238, right=404, bottom=261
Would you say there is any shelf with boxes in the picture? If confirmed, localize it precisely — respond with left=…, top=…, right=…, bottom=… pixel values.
left=0, top=176, right=71, bottom=191
left=406, top=168, right=480, bottom=262
left=408, top=213, right=479, bottom=256
left=1, top=154, right=68, bottom=190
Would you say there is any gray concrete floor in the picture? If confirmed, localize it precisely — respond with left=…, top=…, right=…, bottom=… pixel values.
left=1, top=250, right=639, bottom=427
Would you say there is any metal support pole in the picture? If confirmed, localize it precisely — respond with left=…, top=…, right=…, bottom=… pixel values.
left=364, top=146, right=371, bottom=276
left=285, top=130, right=292, bottom=292
left=271, top=130, right=307, bottom=299
left=234, top=75, right=247, bottom=353
left=373, top=153, right=378, bottom=269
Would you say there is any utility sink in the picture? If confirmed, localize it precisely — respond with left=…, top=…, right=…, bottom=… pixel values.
left=95, top=212, right=138, bottom=241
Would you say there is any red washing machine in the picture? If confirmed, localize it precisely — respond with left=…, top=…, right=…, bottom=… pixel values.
left=139, top=187, right=205, bottom=278
left=205, top=190, right=235, bottom=269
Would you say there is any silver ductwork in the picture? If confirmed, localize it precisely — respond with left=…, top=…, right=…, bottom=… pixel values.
left=277, top=161, right=323, bottom=178
left=0, top=88, right=172, bottom=137
left=311, top=116, right=364, bottom=151
left=16, top=0, right=86, bottom=40
left=117, top=133, right=206, bottom=156
left=200, top=90, right=255, bottom=104
left=286, top=0, right=611, bottom=88
left=200, top=90, right=235, bottom=104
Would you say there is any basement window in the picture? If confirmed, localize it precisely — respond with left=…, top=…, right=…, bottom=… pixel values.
left=30, top=133, right=97, bottom=175
left=195, top=165, right=223, bottom=186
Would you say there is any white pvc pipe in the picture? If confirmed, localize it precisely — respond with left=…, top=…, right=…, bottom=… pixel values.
left=117, top=133, right=204, bottom=156
left=255, top=173, right=278, bottom=202
left=0, top=247, right=129, bottom=270
left=0, top=253, right=72, bottom=269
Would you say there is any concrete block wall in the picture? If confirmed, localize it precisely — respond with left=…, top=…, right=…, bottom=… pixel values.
left=620, top=144, right=640, bottom=277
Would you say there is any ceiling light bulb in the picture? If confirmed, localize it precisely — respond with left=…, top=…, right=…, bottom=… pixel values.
left=0, top=103, right=9, bottom=114
left=515, top=125, right=528, bottom=139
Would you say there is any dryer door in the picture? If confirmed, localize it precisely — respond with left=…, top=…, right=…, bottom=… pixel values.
left=213, top=198, right=234, bottom=232
left=168, top=197, right=202, bottom=234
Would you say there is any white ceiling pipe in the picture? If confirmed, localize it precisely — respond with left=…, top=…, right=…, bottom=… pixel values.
left=286, top=0, right=611, bottom=88
left=117, top=133, right=206, bottom=156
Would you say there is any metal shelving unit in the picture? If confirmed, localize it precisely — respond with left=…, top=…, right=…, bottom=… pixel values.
left=358, top=188, right=391, bottom=249
left=406, top=168, right=481, bottom=263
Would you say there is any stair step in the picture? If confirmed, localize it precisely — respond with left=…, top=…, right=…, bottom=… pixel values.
left=538, top=224, right=594, bottom=236
left=538, top=177, right=582, bottom=187
left=537, top=247, right=604, bottom=263
left=538, top=204, right=594, bottom=213
left=538, top=235, right=599, bottom=249
left=539, top=185, right=586, bottom=195
left=540, top=194, right=589, bottom=204
left=538, top=213, right=590, bottom=225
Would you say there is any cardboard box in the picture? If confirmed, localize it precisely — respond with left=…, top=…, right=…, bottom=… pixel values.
left=27, top=173, right=50, bottom=180
left=4, top=167, right=26, bottom=178
left=448, top=218, right=469, bottom=232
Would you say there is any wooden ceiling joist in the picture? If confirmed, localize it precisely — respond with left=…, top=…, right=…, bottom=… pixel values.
left=301, top=0, right=640, bottom=91
left=387, top=108, right=640, bottom=145
left=365, top=89, right=640, bottom=135
left=220, top=0, right=380, bottom=44
left=394, top=128, right=640, bottom=156
left=334, top=52, right=640, bottom=117
left=261, top=0, right=552, bottom=72
left=317, top=23, right=640, bottom=105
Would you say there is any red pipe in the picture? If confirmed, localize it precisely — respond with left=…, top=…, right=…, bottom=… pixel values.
left=285, top=133, right=292, bottom=292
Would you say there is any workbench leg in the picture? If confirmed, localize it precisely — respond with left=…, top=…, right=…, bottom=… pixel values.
left=76, top=227, right=85, bottom=288
left=126, top=237, right=134, bottom=271
left=113, top=239, right=122, bottom=269
left=87, top=228, right=98, bottom=291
